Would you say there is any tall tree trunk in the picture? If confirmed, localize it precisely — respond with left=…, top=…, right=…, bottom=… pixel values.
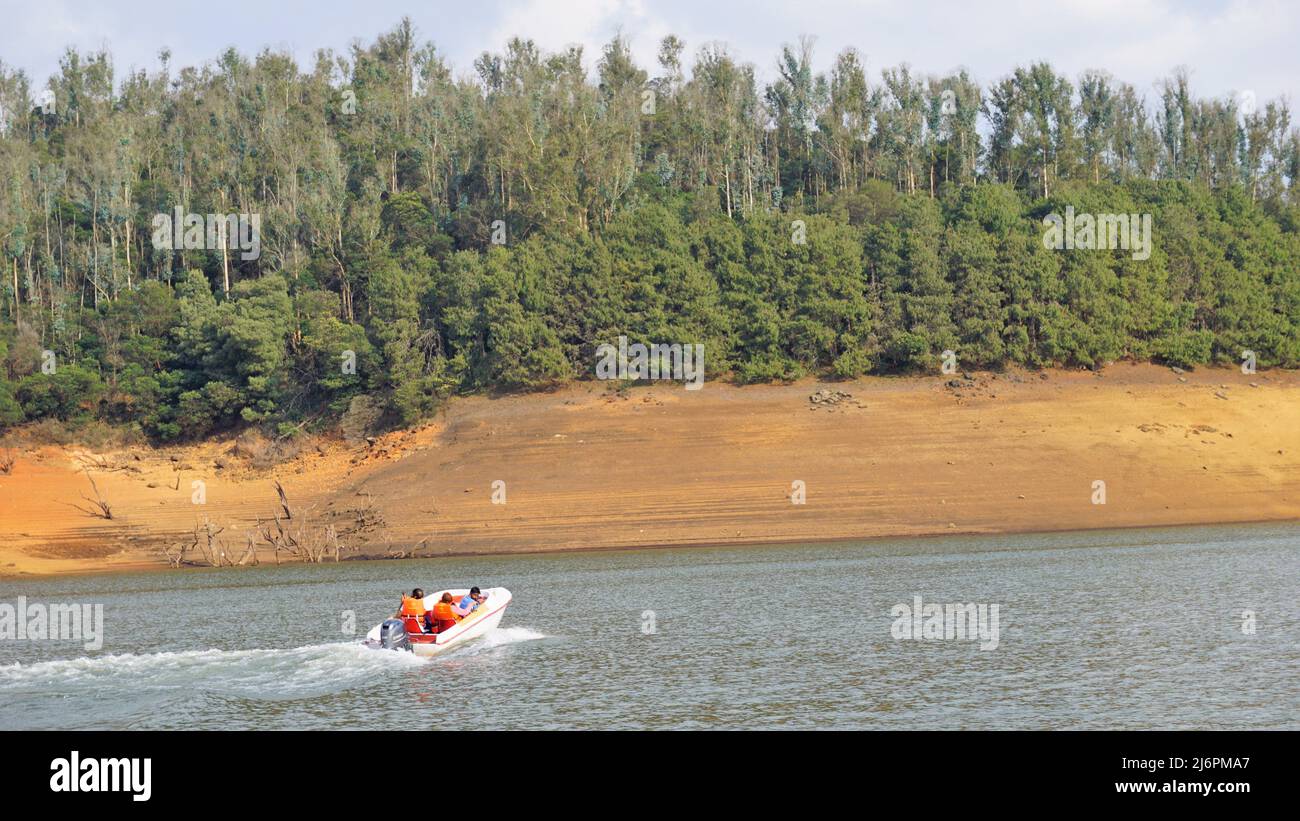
left=124, top=180, right=132, bottom=278
left=92, top=188, right=100, bottom=307
left=220, top=190, right=230, bottom=293
left=724, top=164, right=732, bottom=217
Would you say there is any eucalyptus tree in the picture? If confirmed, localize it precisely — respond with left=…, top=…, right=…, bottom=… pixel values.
left=1015, top=63, right=1077, bottom=198
left=1078, top=70, right=1116, bottom=183
left=1240, top=100, right=1292, bottom=202
left=823, top=49, right=878, bottom=191
left=590, top=36, right=645, bottom=226
left=983, top=75, right=1023, bottom=188
left=1111, top=82, right=1158, bottom=180
left=928, top=70, right=981, bottom=189
left=766, top=36, right=824, bottom=200
left=1157, top=69, right=1197, bottom=180
left=0, top=64, right=34, bottom=324
left=685, top=44, right=759, bottom=215
left=878, top=64, right=927, bottom=195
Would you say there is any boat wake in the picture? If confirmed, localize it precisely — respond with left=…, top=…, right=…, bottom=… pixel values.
left=453, top=626, right=547, bottom=654
left=0, top=640, right=424, bottom=699
left=0, top=627, right=548, bottom=697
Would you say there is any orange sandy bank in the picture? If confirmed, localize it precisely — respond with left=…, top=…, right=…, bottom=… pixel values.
left=1, top=363, right=1297, bottom=578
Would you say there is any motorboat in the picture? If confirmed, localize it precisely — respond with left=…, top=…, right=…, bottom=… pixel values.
left=364, top=587, right=512, bottom=657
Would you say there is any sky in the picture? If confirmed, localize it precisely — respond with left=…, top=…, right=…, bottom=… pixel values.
left=0, top=0, right=1295, bottom=106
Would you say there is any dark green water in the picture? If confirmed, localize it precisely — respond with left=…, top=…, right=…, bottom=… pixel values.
left=1, top=522, right=1296, bottom=729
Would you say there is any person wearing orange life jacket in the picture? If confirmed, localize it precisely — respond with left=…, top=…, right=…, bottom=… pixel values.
left=429, top=593, right=460, bottom=633
left=395, top=588, right=427, bottom=630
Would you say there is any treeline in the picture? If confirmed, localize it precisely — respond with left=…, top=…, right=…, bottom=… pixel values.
left=0, top=20, right=1298, bottom=440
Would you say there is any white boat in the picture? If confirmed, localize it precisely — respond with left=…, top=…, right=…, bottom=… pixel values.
left=364, top=587, right=512, bottom=657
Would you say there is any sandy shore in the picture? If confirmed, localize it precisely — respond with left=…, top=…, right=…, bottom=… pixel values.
left=2, top=363, right=1297, bottom=578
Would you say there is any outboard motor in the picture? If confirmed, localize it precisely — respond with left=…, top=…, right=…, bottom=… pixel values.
left=378, top=618, right=411, bottom=652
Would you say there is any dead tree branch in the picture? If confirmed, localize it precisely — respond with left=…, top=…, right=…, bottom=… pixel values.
left=65, top=471, right=113, bottom=519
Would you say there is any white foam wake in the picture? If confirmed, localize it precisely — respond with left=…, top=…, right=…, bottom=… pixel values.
left=470, top=626, right=547, bottom=650
left=0, top=627, right=547, bottom=696
left=0, top=640, right=426, bottom=698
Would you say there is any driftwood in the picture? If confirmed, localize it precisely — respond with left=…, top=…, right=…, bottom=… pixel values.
left=193, top=518, right=226, bottom=566
left=236, top=532, right=259, bottom=566
left=274, top=479, right=293, bottom=520
left=162, top=538, right=188, bottom=568
left=65, top=471, right=113, bottom=519
left=163, top=520, right=207, bottom=567
left=385, top=537, right=428, bottom=560
left=256, top=484, right=344, bottom=563
left=334, top=492, right=386, bottom=539
left=257, top=511, right=343, bottom=563
left=162, top=485, right=356, bottom=569
left=75, top=453, right=135, bottom=474
left=163, top=519, right=250, bottom=568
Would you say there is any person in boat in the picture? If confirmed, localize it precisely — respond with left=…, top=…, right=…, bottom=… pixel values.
left=396, top=589, right=426, bottom=620
left=429, top=593, right=460, bottom=633
left=453, top=587, right=487, bottom=618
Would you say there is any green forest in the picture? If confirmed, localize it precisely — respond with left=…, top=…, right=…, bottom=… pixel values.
left=1, top=19, right=1298, bottom=442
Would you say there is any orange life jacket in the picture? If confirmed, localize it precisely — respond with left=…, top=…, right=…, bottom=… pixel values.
left=431, top=601, right=456, bottom=622
left=399, top=595, right=425, bottom=616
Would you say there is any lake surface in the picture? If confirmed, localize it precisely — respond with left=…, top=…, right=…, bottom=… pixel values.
left=1, top=523, right=1296, bottom=730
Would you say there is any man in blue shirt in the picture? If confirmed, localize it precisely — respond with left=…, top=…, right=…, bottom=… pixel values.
left=453, top=586, right=487, bottom=617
